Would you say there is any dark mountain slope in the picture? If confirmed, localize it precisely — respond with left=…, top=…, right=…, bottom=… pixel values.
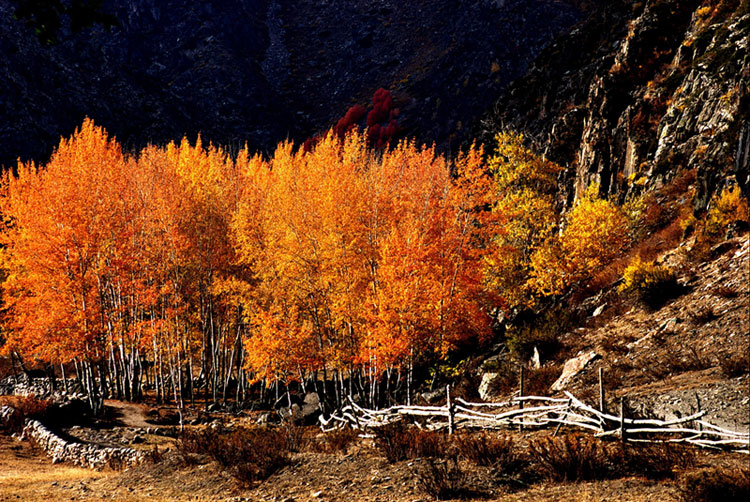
left=0, top=0, right=585, bottom=168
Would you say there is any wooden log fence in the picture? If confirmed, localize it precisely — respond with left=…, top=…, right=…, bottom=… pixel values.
left=319, top=387, right=750, bottom=453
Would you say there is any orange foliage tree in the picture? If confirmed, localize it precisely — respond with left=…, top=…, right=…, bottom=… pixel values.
left=0, top=119, right=641, bottom=410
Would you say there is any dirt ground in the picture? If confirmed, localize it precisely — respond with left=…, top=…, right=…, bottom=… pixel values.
left=2, top=424, right=747, bottom=502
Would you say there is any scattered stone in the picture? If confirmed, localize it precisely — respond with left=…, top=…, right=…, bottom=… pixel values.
left=592, top=303, right=607, bottom=317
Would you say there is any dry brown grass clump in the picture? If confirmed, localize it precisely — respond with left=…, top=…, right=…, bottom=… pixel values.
left=415, top=458, right=471, bottom=500
left=178, top=426, right=291, bottom=484
left=455, top=432, right=524, bottom=472
left=720, top=351, right=750, bottom=378
left=679, top=467, right=750, bottom=502
left=310, top=428, right=359, bottom=453
left=528, top=434, right=695, bottom=482
left=374, top=423, right=451, bottom=463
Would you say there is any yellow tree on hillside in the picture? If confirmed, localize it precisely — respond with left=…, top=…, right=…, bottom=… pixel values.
left=484, top=132, right=562, bottom=309
left=528, top=184, right=631, bottom=296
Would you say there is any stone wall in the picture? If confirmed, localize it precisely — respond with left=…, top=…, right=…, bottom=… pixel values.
left=21, top=418, right=145, bottom=468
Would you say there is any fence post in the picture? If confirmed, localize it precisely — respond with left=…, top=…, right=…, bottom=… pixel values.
left=446, top=384, right=455, bottom=435
left=599, top=367, right=607, bottom=413
left=695, top=392, right=703, bottom=433
left=553, top=398, right=573, bottom=436
left=619, top=396, right=626, bottom=445
left=519, top=366, right=525, bottom=432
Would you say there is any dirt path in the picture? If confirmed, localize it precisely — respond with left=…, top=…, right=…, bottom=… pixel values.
left=103, top=400, right=152, bottom=428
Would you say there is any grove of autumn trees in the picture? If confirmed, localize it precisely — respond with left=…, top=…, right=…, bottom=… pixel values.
left=0, top=120, right=630, bottom=413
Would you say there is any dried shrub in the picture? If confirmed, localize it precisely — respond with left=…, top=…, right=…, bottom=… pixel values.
left=720, top=351, right=750, bottom=378
left=528, top=434, right=610, bottom=482
left=529, top=435, right=693, bottom=483
left=679, top=467, right=750, bottom=502
left=416, top=458, right=470, bottom=500
left=455, top=433, right=523, bottom=473
left=616, top=443, right=695, bottom=479
left=106, top=455, right=126, bottom=472
left=179, top=426, right=291, bottom=484
left=374, top=422, right=451, bottom=463
left=315, top=428, right=359, bottom=453
left=0, top=405, right=24, bottom=434
left=713, top=285, right=738, bottom=298
left=280, top=419, right=306, bottom=453
left=0, top=395, right=52, bottom=422
left=524, top=365, right=561, bottom=397
left=144, top=445, right=164, bottom=464
left=483, top=359, right=518, bottom=396
left=689, top=306, right=718, bottom=325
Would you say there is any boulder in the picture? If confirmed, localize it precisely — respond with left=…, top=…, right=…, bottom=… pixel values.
left=420, top=388, right=446, bottom=404
left=478, top=372, right=504, bottom=401
left=300, top=392, right=322, bottom=424
left=551, top=351, right=600, bottom=391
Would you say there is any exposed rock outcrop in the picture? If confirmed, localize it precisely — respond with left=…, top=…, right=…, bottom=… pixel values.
left=481, top=0, right=749, bottom=209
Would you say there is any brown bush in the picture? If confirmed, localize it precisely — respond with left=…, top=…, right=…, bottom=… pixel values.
left=374, top=422, right=451, bottom=463
left=524, top=365, right=561, bottom=397
left=689, top=306, right=718, bottom=325
left=280, top=419, right=306, bottom=453
left=179, top=426, right=291, bottom=484
left=679, top=467, right=750, bottom=502
left=616, top=443, right=695, bottom=479
left=720, top=351, right=750, bottom=378
left=528, top=434, right=611, bottom=482
left=312, top=428, right=359, bottom=453
left=0, top=395, right=52, bottom=422
left=455, top=433, right=524, bottom=472
left=713, top=285, right=739, bottom=298
left=529, top=434, right=694, bottom=483
left=483, top=359, right=519, bottom=396
left=415, top=458, right=471, bottom=500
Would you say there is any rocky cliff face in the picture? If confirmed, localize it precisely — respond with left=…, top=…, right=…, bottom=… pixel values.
left=480, top=0, right=749, bottom=210
left=0, top=0, right=586, bottom=168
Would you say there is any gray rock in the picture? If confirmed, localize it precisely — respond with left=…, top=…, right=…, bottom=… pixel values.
left=478, top=372, right=504, bottom=401
left=551, top=351, right=601, bottom=391
left=592, top=304, right=607, bottom=317
left=420, top=388, right=446, bottom=404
